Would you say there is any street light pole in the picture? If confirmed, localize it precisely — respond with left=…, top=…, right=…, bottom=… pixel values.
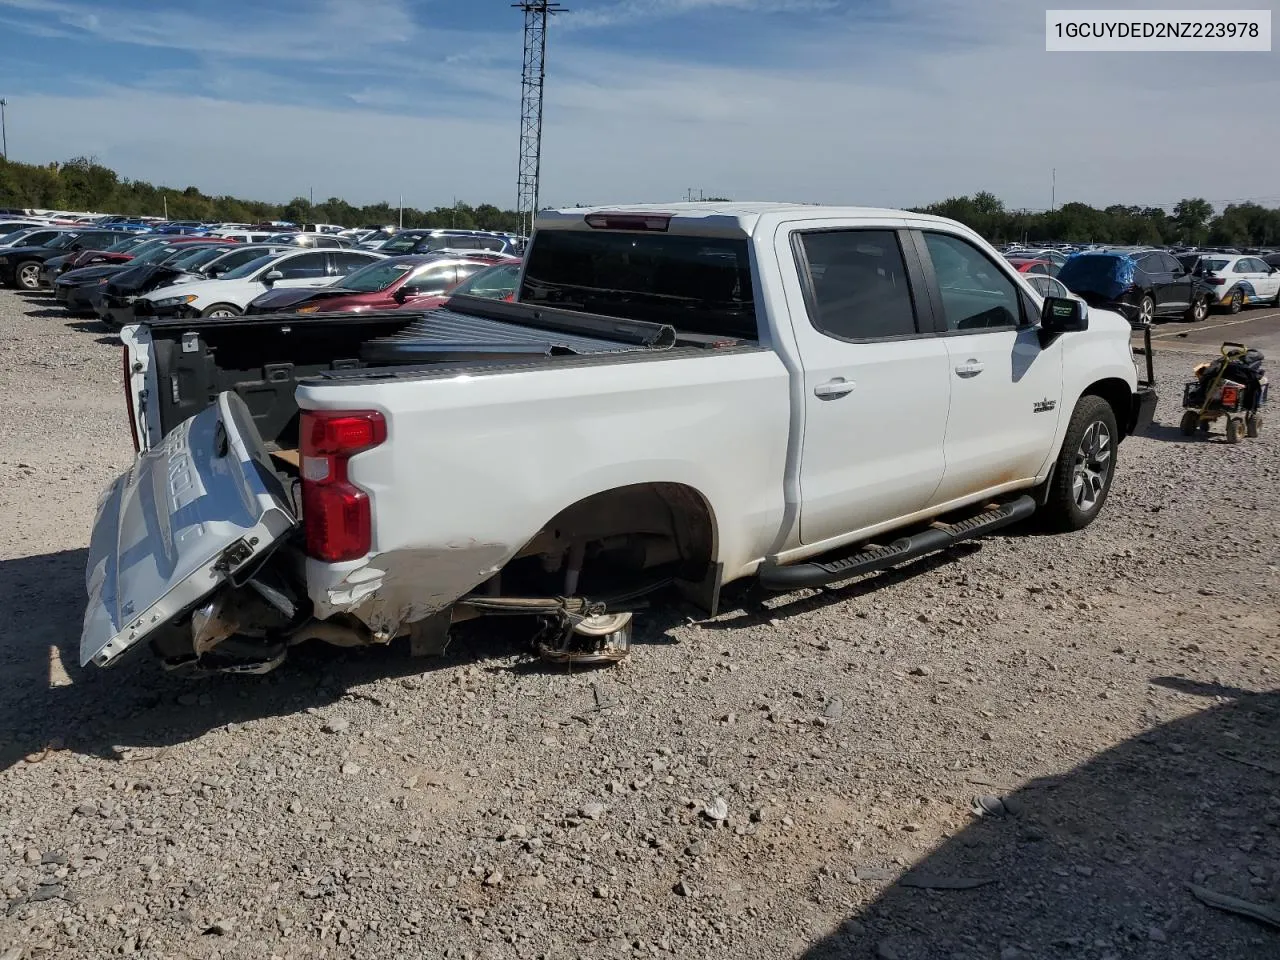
left=0, top=99, right=8, bottom=161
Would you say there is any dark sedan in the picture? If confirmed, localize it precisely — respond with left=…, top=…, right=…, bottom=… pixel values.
left=0, top=229, right=137, bottom=290
left=55, top=241, right=232, bottom=314
left=96, top=243, right=289, bottom=327
left=40, top=233, right=146, bottom=287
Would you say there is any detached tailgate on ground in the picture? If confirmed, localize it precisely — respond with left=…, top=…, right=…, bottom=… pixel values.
left=81, top=392, right=297, bottom=667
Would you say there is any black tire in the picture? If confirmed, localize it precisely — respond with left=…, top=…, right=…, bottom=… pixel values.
left=1228, top=288, right=1244, bottom=314
left=1038, top=395, right=1118, bottom=533
left=14, top=261, right=42, bottom=291
left=201, top=303, right=241, bottom=319
left=1179, top=410, right=1199, bottom=436
left=1137, top=293, right=1155, bottom=326
left=1225, top=417, right=1245, bottom=444
left=1186, top=295, right=1208, bottom=323
left=1246, top=414, right=1261, bottom=438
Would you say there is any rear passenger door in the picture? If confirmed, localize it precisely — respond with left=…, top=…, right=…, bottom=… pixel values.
left=782, top=224, right=951, bottom=545
left=272, top=252, right=331, bottom=288
left=915, top=229, right=1064, bottom=506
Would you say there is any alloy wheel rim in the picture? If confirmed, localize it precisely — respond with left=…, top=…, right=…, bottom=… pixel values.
left=1071, top=420, right=1112, bottom=512
left=1139, top=298, right=1153, bottom=324
left=18, top=264, right=40, bottom=288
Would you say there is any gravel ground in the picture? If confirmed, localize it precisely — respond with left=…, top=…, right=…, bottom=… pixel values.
left=0, top=287, right=1277, bottom=960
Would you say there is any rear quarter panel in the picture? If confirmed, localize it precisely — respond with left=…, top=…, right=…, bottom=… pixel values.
left=294, top=350, right=791, bottom=631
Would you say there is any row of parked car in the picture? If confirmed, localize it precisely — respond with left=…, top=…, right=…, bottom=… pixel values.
left=0, top=208, right=526, bottom=252
left=1000, top=244, right=1280, bottom=326
left=0, top=220, right=524, bottom=326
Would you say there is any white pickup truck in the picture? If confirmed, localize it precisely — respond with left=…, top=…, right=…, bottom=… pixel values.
left=84, top=203, right=1157, bottom=673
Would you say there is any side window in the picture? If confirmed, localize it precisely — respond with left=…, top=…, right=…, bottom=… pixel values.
left=216, top=248, right=262, bottom=271
left=330, top=253, right=374, bottom=276
left=1158, top=253, right=1180, bottom=273
left=796, top=229, right=919, bottom=340
left=476, top=237, right=505, bottom=252
left=1233, top=259, right=1252, bottom=273
left=454, top=263, right=487, bottom=285
left=922, top=232, right=1021, bottom=331
left=275, top=252, right=328, bottom=279
left=1248, top=258, right=1268, bottom=273
left=406, top=263, right=457, bottom=293
left=1029, top=262, right=1049, bottom=275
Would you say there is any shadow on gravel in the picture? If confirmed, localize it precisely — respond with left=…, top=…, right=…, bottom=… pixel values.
left=799, top=686, right=1280, bottom=960
left=21, top=308, right=70, bottom=319
left=702, top=546, right=983, bottom=632
left=0, top=549, right=532, bottom=774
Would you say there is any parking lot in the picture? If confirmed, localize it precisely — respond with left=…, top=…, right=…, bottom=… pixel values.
left=1, top=288, right=1277, bottom=960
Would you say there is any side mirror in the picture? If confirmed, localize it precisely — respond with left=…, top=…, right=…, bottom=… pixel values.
left=393, top=285, right=419, bottom=304
left=208, top=265, right=227, bottom=277
left=263, top=269, right=284, bottom=284
left=1039, top=296, right=1088, bottom=340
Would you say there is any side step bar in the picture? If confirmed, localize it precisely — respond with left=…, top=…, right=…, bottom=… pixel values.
left=758, top=495, right=1037, bottom=591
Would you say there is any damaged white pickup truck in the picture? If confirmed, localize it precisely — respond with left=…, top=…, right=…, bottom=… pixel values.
left=83, top=203, right=1157, bottom=673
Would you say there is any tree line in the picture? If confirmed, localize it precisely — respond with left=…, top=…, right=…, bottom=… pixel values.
left=913, top=191, right=1280, bottom=248
left=2, top=156, right=1278, bottom=247
left=0, top=156, right=525, bottom=233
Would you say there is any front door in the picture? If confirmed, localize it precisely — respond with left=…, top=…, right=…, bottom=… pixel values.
left=915, top=230, right=1065, bottom=506
left=782, top=225, right=951, bottom=545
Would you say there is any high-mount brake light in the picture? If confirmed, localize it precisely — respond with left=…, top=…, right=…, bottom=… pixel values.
left=583, top=213, right=672, bottom=232
left=300, top=410, right=387, bottom=562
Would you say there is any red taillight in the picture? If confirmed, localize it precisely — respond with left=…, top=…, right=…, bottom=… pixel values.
left=300, top=410, right=386, bottom=561
left=1206, top=277, right=1225, bottom=285
left=583, top=212, right=671, bottom=232
left=122, top=347, right=140, bottom=452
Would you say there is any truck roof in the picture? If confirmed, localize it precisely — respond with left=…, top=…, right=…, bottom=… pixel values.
left=538, top=201, right=959, bottom=237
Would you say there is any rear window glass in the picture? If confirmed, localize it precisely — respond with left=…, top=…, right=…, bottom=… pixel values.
left=520, top=229, right=757, bottom=339
left=1058, top=255, right=1123, bottom=287
left=1200, top=258, right=1229, bottom=272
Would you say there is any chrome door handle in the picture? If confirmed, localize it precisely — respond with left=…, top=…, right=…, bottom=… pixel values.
left=955, top=359, right=984, bottom=377
left=813, top=378, right=855, bottom=399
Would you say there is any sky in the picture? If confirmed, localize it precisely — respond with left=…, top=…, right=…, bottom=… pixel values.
left=0, top=0, right=1276, bottom=214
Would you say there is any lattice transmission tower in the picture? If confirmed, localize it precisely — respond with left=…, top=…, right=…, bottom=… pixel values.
left=514, top=2, right=565, bottom=239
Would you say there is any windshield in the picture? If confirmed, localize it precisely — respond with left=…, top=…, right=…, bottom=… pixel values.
left=379, top=233, right=426, bottom=254
left=455, top=262, right=521, bottom=298
left=45, top=232, right=81, bottom=250
left=1200, top=258, right=1230, bottom=273
left=221, top=253, right=281, bottom=280
left=335, top=258, right=417, bottom=292
left=131, top=244, right=188, bottom=265
left=171, top=246, right=229, bottom=269
left=103, top=235, right=148, bottom=254
left=0, top=228, right=34, bottom=245
left=520, top=229, right=757, bottom=338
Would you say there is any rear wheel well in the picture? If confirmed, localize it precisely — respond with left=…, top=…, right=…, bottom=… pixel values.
left=505, top=483, right=718, bottom=603
left=1081, top=378, right=1132, bottom=438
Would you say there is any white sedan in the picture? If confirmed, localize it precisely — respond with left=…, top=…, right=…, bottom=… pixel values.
left=137, top=248, right=387, bottom=319
left=1195, top=254, right=1280, bottom=313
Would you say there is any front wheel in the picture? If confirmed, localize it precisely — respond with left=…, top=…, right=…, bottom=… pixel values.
left=201, top=303, right=241, bottom=319
left=1038, top=395, right=1118, bottom=532
left=15, top=261, right=42, bottom=290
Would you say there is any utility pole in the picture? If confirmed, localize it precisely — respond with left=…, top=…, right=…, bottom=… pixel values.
left=309, top=186, right=313, bottom=208
left=1051, top=168, right=1056, bottom=211
left=398, top=194, right=404, bottom=230
left=514, top=2, right=566, bottom=239
left=0, top=98, right=8, bottom=161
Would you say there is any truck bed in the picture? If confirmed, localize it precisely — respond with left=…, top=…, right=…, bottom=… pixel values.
left=139, top=295, right=726, bottom=448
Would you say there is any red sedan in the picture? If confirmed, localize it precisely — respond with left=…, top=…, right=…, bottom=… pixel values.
left=245, top=253, right=519, bottom=315
left=1005, top=257, right=1058, bottom=277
